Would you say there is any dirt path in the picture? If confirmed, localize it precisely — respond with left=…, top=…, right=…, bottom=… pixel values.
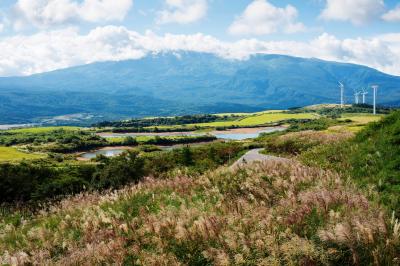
left=230, top=148, right=289, bottom=169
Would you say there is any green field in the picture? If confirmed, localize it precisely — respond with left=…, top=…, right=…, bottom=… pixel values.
left=187, top=112, right=318, bottom=127
left=106, top=136, right=158, bottom=143
left=212, top=109, right=284, bottom=117
left=325, top=113, right=384, bottom=133
left=8, top=126, right=82, bottom=134
left=339, top=113, right=383, bottom=124
left=0, top=147, right=45, bottom=161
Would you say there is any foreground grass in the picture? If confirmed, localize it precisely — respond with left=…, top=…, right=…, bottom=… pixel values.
left=0, top=147, right=45, bottom=162
left=1, top=160, right=399, bottom=265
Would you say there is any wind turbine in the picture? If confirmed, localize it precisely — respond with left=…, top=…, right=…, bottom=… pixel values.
left=354, top=90, right=360, bottom=104
left=371, top=85, right=379, bottom=115
left=338, top=82, right=344, bottom=108
left=361, top=88, right=368, bottom=104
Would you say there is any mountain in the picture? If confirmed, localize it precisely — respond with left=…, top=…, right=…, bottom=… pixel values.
left=0, top=52, right=399, bottom=124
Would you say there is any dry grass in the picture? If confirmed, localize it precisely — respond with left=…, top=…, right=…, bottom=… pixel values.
left=262, top=130, right=354, bottom=156
left=0, top=160, right=399, bottom=265
left=278, top=130, right=354, bottom=144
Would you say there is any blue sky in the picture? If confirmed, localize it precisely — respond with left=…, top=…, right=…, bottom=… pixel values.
left=0, top=0, right=399, bottom=76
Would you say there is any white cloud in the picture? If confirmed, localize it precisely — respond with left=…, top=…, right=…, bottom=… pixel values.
left=12, top=0, right=133, bottom=29
left=382, top=5, right=400, bottom=22
left=79, top=0, right=133, bottom=22
left=228, top=0, right=306, bottom=36
left=320, top=0, right=384, bottom=25
left=157, top=0, right=207, bottom=24
left=0, top=26, right=399, bottom=76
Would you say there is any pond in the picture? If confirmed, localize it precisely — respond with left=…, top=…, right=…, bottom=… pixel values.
left=79, top=148, right=127, bottom=159
left=212, top=126, right=286, bottom=140
left=79, top=142, right=211, bottom=160
left=80, top=126, right=287, bottom=159
left=98, top=126, right=286, bottom=141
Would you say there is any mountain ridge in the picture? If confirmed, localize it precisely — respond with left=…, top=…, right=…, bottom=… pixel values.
left=0, top=52, right=399, bottom=124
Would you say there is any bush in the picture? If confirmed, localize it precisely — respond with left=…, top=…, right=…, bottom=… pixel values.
left=92, top=150, right=145, bottom=189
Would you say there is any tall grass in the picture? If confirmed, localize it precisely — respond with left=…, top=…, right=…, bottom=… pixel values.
left=301, top=110, right=400, bottom=216
left=260, top=130, right=353, bottom=156
left=1, top=160, right=398, bottom=265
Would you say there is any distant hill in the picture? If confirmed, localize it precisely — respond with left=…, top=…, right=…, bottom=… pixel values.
left=0, top=52, right=399, bottom=124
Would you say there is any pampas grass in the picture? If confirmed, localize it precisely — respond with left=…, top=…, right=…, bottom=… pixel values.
left=1, top=160, right=398, bottom=265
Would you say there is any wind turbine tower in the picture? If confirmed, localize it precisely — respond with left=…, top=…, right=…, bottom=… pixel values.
left=354, top=91, right=360, bottom=104
left=361, top=88, right=368, bottom=104
left=339, top=82, right=344, bottom=108
left=371, top=85, right=379, bottom=115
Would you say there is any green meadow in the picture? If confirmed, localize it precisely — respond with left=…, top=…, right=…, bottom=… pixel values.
left=0, top=147, right=45, bottom=162
left=8, top=126, right=82, bottom=134
left=188, top=112, right=318, bottom=127
left=339, top=113, right=384, bottom=124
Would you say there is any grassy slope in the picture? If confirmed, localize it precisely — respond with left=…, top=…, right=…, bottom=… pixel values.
left=1, top=161, right=398, bottom=265
left=301, top=111, right=400, bottom=215
left=0, top=147, right=45, bottom=162
left=326, top=113, right=383, bottom=133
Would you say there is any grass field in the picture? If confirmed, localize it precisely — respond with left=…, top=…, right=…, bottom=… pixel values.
left=326, top=113, right=384, bottom=133
left=106, top=136, right=160, bottom=143
left=0, top=147, right=45, bottom=161
left=187, top=112, right=318, bottom=127
left=7, top=126, right=82, bottom=134
left=213, top=109, right=284, bottom=117
left=339, top=113, right=383, bottom=124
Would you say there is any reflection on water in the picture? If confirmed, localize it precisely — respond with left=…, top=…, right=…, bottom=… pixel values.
left=99, top=127, right=286, bottom=141
left=213, top=127, right=286, bottom=140
left=80, top=149, right=126, bottom=159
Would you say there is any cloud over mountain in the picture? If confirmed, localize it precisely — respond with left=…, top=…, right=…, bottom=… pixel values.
left=0, top=26, right=399, bottom=76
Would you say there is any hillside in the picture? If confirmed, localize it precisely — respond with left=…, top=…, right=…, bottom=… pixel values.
left=1, top=53, right=400, bottom=124
left=299, top=110, right=400, bottom=213
left=1, top=153, right=399, bottom=265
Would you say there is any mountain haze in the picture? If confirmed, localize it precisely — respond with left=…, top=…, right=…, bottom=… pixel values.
left=0, top=52, right=399, bottom=124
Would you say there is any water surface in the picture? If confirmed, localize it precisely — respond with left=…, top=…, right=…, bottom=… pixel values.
left=213, top=127, right=286, bottom=140
left=81, top=126, right=286, bottom=159
left=80, top=149, right=127, bottom=159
